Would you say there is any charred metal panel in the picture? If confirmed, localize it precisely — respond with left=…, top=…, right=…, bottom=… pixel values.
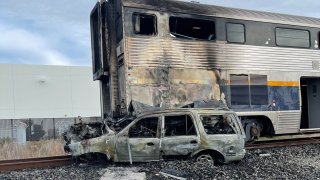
left=67, top=136, right=109, bottom=156
left=122, top=0, right=320, bottom=28
left=198, top=134, right=244, bottom=158
left=118, top=65, right=126, bottom=114
left=115, top=133, right=130, bottom=161
left=100, top=80, right=112, bottom=118
left=128, top=138, right=160, bottom=161
left=127, top=68, right=224, bottom=108
left=161, top=136, right=200, bottom=156
left=108, top=1, right=120, bottom=117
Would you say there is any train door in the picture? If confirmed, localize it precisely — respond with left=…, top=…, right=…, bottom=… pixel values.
left=300, top=77, right=320, bottom=129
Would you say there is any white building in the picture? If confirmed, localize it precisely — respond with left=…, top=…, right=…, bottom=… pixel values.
left=0, top=64, right=100, bottom=119
left=0, top=64, right=101, bottom=143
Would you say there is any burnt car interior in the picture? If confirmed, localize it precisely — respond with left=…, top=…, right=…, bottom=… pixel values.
left=164, top=115, right=197, bottom=136
left=129, top=117, right=159, bottom=138
left=200, top=115, right=236, bottom=134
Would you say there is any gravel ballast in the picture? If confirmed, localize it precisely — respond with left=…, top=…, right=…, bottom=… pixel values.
left=1, top=144, right=320, bottom=180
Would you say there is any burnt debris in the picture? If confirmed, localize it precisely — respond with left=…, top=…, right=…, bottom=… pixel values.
left=63, top=121, right=108, bottom=144
left=64, top=99, right=230, bottom=143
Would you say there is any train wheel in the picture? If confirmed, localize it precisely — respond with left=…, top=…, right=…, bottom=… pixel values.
left=244, top=122, right=262, bottom=142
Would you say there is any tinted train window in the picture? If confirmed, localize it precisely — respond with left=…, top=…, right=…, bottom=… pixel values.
left=276, top=28, right=310, bottom=48
left=169, top=17, right=215, bottom=40
left=133, top=13, right=157, bottom=35
left=90, top=5, right=101, bottom=74
left=230, top=75, right=250, bottom=105
left=250, top=75, right=268, bottom=105
left=226, top=23, right=245, bottom=43
left=230, top=74, right=268, bottom=106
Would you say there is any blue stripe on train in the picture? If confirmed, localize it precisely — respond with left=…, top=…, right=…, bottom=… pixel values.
left=268, top=86, right=300, bottom=111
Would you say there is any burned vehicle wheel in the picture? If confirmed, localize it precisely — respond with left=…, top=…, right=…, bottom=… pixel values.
left=195, top=153, right=215, bottom=165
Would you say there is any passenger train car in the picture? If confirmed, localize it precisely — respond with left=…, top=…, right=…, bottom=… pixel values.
left=90, top=0, right=320, bottom=140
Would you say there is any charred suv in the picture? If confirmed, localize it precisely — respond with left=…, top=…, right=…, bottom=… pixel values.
left=64, top=108, right=245, bottom=164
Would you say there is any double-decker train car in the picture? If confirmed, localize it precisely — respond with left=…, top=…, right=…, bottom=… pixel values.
left=90, top=0, right=320, bottom=140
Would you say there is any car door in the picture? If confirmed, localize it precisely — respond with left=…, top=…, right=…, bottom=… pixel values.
left=160, top=113, right=200, bottom=158
left=115, top=116, right=161, bottom=162
left=199, top=113, right=245, bottom=155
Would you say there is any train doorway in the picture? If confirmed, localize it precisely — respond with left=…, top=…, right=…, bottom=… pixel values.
left=300, top=77, right=320, bottom=129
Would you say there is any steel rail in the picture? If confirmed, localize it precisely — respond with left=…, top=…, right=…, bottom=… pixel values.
left=246, top=137, right=320, bottom=150
left=0, top=155, right=72, bottom=172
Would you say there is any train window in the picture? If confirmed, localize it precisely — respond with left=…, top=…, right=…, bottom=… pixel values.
left=90, top=4, right=101, bottom=75
left=275, top=28, right=310, bottom=48
left=133, top=13, right=157, bottom=35
left=169, top=17, right=215, bottom=40
left=250, top=75, right=268, bottom=105
left=230, top=74, right=268, bottom=106
left=226, top=23, right=245, bottom=43
left=230, top=75, right=250, bottom=105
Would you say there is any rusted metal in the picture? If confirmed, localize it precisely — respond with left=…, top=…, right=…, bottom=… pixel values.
left=0, top=155, right=72, bottom=172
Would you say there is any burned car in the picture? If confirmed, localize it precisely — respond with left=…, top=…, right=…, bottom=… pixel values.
left=64, top=108, right=245, bottom=164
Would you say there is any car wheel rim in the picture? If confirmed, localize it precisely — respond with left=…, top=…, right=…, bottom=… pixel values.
left=196, top=154, right=214, bottom=164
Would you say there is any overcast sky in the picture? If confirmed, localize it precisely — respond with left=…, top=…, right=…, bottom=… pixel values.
left=0, top=0, right=319, bottom=66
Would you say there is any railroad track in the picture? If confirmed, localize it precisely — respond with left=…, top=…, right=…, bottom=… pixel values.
left=246, top=137, right=320, bottom=150
left=1, top=137, right=320, bottom=172
left=0, top=155, right=72, bottom=172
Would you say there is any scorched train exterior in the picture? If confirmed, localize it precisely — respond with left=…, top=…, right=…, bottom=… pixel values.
left=90, top=0, right=320, bottom=140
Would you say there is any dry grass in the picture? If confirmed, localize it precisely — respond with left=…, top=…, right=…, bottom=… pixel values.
left=0, top=139, right=66, bottom=160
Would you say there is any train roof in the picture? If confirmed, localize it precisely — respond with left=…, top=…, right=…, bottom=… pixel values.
left=122, top=0, right=320, bottom=28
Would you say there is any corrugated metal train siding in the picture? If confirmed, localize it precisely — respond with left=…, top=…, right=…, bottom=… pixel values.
left=276, top=111, right=301, bottom=134
left=127, top=37, right=320, bottom=72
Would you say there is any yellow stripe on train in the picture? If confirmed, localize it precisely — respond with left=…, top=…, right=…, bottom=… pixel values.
left=267, top=81, right=299, bottom=86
